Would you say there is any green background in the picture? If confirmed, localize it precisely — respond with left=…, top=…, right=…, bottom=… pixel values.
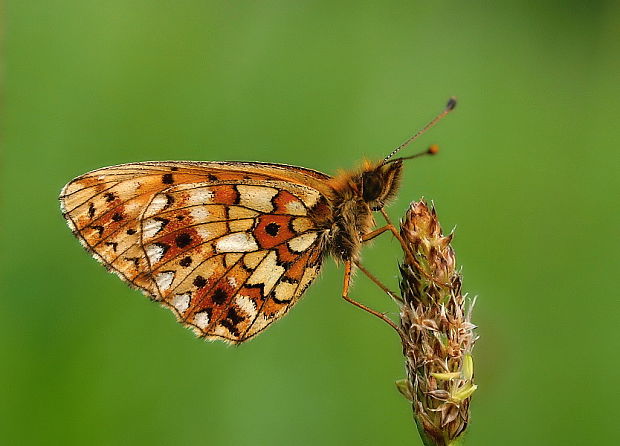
left=3, top=2, right=619, bottom=445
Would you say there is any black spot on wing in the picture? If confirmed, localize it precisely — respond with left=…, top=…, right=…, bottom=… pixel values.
left=163, top=194, right=175, bottom=210
left=231, top=185, right=241, bottom=205
left=266, top=222, right=279, bottom=236
left=104, top=241, right=118, bottom=252
left=193, top=275, right=207, bottom=288
left=153, top=216, right=170, bottom=229
left=219, top=307, right=244, bottom=336
left=175, top=232, right=192, bottom=248
left=125, top=256, right=141, bottom=268
left=212, top=288, right=228, bottom=305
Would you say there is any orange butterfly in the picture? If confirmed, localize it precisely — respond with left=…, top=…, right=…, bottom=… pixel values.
left=60, top=99, right=456, bottom=343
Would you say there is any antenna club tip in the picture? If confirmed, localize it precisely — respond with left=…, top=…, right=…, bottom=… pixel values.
left=446, top=97, right=457, bottom=111
left=428, top=144, right=440, bottom=155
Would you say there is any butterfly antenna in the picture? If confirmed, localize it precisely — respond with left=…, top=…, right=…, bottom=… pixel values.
left=382, top=97, right=457, bottom=164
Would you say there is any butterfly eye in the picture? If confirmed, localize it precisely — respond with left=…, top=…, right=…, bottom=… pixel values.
left=362, top=172, right=383, bottom=202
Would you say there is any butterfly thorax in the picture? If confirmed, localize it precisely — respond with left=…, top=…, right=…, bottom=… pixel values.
left=311, top=159, right=403, bottom=263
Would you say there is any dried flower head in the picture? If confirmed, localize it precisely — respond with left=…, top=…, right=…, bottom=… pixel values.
left=397, top=200, right=477, bottom=446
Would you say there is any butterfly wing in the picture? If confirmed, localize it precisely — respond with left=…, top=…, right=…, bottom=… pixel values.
left=60, top=161, right=331, bottom=343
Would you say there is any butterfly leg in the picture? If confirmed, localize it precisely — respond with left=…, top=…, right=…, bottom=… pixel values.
left=342, top=260, right=405, bottom=340
left=362, top=213, right=413, bottom=258
left=354, top=260, right=403, bottom=304
left=361, top=221, right=413, bottom=256
left=360, top=209, right=450, bottom=288
left=361, top=225, right=393, bottom=242
left=361, top=222, right=430, bottom=283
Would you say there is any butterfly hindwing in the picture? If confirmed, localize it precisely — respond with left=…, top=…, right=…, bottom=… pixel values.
left=60, top=162, right=328, bottom=343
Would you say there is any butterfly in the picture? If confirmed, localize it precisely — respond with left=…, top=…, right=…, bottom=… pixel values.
left=59, top=98, right=455, bottom=344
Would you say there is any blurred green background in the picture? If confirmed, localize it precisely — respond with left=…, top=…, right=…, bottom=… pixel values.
left=3, top=1, right=619, bottom=445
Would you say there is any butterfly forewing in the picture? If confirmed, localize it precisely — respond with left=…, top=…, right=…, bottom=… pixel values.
left=60, top=162, right=328, bottom=343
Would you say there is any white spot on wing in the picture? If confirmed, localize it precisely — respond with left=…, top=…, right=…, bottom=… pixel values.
left=188, top=188, right=214, bottom=205
left=143, top=218, right=165, bottom=238
left=215, top=232, right=259, bottom=253
left=288, top=232, right=318, bottom=252
left=234, top=295, right=257, bottom=317
left=155, top=271, right=175, bottom=291
left=237, top=185, right=278, bottom=212
left=247, top=251, right=284, bottom=294
left=172, top=292, right=191, bottom=313
left=147, top=194, right=170, bottom=215
left=146, top=244, right=165, bottom=263
left=193, top=311, right=210, bottom=329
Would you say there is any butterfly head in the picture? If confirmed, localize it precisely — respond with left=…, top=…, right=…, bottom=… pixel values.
left=359, top=160, right=403, bottom=211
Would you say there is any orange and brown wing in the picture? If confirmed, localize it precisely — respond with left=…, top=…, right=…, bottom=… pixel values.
left=60, top=161, right=329, bottom=343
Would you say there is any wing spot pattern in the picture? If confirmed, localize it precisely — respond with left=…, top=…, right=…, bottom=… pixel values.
left=146, top=243, right=168, bottom=264
left=215, top=232, right=259, bottom=253
left=212, top=288, right=228, bottom=305
left=155, top=271, right=175, bottom=291
left=175, top=232, right=193, bottom=248
left=193, top=309, right=211, bottom=329
left=60, top=162, right=329, bottom=344
left=172, top=292, right=191, bottom=313
left=193, top=275, right=207, bottom=288
left=288, top=232, right=318, bottom=253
